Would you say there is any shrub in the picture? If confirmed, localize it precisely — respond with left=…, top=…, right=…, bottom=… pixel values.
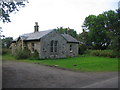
left=86, top=50, right=117, bottom=58
left=112, top=50, right=120, bottom=58
left=30, top=50, right=39, bottom=59
left=2, top=48, right=10, bottom=55
left=15, top=47, right=39, bottom=60
left=78, top=44, right=87, bottom=55
left=15, top=48, right=30, bottom=59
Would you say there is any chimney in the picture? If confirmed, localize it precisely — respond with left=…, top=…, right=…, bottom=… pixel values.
left=34, top=22, right=39, bottom=32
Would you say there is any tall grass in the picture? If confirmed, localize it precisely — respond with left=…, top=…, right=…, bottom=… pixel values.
left=86, top=50, right=117, bottom=58
left=2, top=48, right=10, bottom=55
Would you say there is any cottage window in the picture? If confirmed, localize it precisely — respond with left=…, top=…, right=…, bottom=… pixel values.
left=50, top=40, right=54, bottom=52
left=54, top=41, right=58, bottom=52
left=70, top=45, right=72, bottom=52
left=50, top=40, right=58, bottom=52
left=32, top=43, right=35, bottom=52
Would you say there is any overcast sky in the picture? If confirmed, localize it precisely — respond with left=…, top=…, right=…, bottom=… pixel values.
left=0, top=0, right=119, bottom=39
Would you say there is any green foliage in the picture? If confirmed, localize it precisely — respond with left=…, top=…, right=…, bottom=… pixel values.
left=15, top=47, right=39, bottom=60
left=102, top=10, right=120, bottom=57
left=78, top=31, right=92, bottom=49
left=30, top=50, right=39, bottom=60
left=0, top=0, right=28, bottom=22
left=56, top=27, right=77, bottom=38
left=111, top=9, right=120, bottom=57
left=2, top=48, right=10, bottom=55
left=15, top=48, right=30, bottom=59
left=82, top=9, right=120, bottom=57
left=2, top=37, right=13, bottom=48
left=86, top=50, right=117, bottom=58
left=83, top=14, right=110, bottom=50
left=78, top=44, right=87, bottom=55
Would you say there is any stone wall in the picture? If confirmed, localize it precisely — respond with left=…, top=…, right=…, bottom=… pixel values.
left=40, top=31, right=66, bottom=59
left=40, top=31, right=78, bottom=59
left=26, top=41, right=40, bottom=53
left=66, top=43, right=78, bottom=57
left=11, top=40, right=23, bottom=55
left=11, top=40, right=40, bottom=56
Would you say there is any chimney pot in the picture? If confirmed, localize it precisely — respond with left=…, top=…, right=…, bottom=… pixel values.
left=34, top=22, right=39, bottom=32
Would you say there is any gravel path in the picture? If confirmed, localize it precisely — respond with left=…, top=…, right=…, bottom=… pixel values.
left=2, top=60, right=118, bottom=88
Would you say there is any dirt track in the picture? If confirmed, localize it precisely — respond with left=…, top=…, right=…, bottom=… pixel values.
left=2, top=60, right=118, bottom=88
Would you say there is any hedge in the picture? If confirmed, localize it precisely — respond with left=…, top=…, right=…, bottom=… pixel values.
left=86, top=50, right=117, bottom=58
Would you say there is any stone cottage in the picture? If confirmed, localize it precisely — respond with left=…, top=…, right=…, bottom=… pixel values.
left=11, top=22, right=79, bottom=59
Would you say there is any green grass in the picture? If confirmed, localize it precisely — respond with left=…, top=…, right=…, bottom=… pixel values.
left=2, top=54, right=16, bottom=60
left=2, top=54, right=119, bottom=72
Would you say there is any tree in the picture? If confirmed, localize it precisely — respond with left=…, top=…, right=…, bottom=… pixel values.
left=103, top=9, right=120, bottom=57
left=56, top=27, right=77, bottom=38
left=82, top=9, right=120, bottom=57
left=78, top=30, right=90, bottom=54
left=78, top=30, right=91, bottom=47
left=116, top=9, right=120, bottom=57
left=0, top=0, right=28, bottom=22
left=83, top=14, right=110, bottom=50
left=2, top=37, right=13, bottom=48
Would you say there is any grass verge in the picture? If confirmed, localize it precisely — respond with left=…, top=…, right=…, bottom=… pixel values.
left=2, top=54, right=119, bottom=72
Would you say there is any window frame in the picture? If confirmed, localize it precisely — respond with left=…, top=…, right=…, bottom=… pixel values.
left=31, top=43, right=35, bottom=52
left=70, top=44, right=72, bottom=52
left=54, top=41, right=58, bottom=52
left=50, top=40, right=54, bottom=52
left=50, top=40, right=58, bottom=53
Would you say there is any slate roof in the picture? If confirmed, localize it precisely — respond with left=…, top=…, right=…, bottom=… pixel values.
left=23, top=29, right=54, bottom=41
left=61, top=34, right=79, bottom=43
left=13, top=29, right=54, bottom=42
left=13, top=29, right=79, bottom=43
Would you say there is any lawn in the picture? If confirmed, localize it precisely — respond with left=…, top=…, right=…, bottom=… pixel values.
left=2, top=54, right=119, bottom=72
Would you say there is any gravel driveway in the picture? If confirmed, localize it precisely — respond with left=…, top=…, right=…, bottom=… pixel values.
left=2, top=60, right=118, bottom=88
